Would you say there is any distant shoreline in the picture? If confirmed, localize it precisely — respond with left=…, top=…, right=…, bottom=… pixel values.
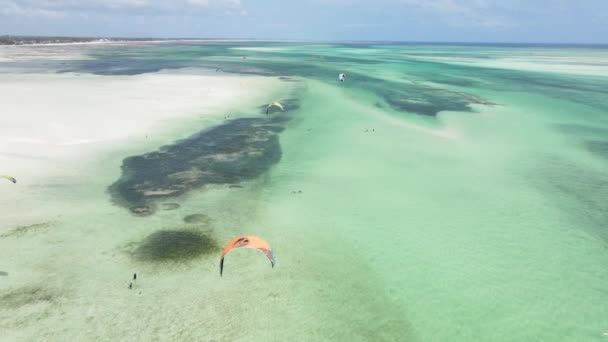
left=0, top=36, right=272, bottom=46
left=1, top=35, right=607, bottom=47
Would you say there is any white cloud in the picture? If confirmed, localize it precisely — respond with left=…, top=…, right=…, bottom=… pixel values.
left=0, top=0, right=243, bottom=17
left=400, top=0, right=513, bottom=28
left=188, top=0, right=240, bottom=8
left=0, top=0, right=65, bottom=17
left=188, top=0, right=210, bottom=6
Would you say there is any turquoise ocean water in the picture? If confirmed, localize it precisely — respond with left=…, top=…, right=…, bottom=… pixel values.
left=1, top=42, right=608, bottom=341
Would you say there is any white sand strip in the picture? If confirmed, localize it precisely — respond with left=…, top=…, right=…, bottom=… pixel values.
left=405, top=54, right=608, bottom=77
left=0, top=70, right=284, bottom=183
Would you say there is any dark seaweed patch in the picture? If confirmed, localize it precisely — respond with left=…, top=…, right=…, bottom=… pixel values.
left=427, top=76, right=477, bottom=87
left=63, top=41, right=606, bottom=113
left=183, top=214, right=212, bottom=225
left=161, top=203, right=180, bottom=211
left=419, top=60, right=608, bottom=112
left=0, top=271, right=7, bottom=276
left=68, top=42, right=497, bottom=117
left=588, top=141, right=608, bottom=160
left=529, top=156, right=608, bottom=243
left=109, top=100, right=298, bottom=214
left=133, top=230, right=218, bottom=262
left=383, top=87, right=495, bottom=116
left=0, top=222, right=52, bottom=238
left=0, top=287, right=55, bottom=309
left=278, top=76, right=300, bottom=82
left=130, top=206, right=153, bottom=217
left=555, top=124, right=608, bottom=138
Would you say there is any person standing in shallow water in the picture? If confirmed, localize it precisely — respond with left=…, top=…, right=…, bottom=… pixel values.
left=133, top=273, right=137, bottom=281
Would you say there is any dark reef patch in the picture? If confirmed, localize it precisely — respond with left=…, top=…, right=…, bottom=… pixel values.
left=109, top=99, right=298, bottom=215
left=133, top=230, right=219, bottom=262
left=183, top=214, right=212, bottom=225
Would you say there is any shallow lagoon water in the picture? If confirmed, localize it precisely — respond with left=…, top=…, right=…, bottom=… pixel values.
left=1, top=42, right=608, bottom=341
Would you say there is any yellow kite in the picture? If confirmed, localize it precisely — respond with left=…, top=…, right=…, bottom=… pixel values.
left=266, top=101, right=284, bottom=115
left=1, top=175, right=16, bottom=184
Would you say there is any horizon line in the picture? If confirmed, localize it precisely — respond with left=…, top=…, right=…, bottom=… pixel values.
left=2, top=34, right=607, bottom=46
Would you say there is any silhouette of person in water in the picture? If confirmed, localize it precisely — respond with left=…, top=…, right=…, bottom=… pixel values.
left=128, top=282, right=133, bottom=289
left=133, top=273, right=137, bottom=281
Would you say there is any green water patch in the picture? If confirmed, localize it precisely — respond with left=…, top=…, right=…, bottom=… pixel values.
left=58, top=43, right=608, bottom=116
left=78, top=42, right=496, bottom=116
left=220, top=58, right=496, bottom=116
left=411, top=58, right=608, bottom=111
left=133, top=229, right=219, bottom=263
left=66, top=42, right=500, bottom=117
left=109, top=99, right=299, bottom=215
left=0, top=271, right=7, bottom=276
left=234, top=63, right=493, bottom=116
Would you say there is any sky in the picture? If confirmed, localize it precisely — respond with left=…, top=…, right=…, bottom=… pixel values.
left=0, top=0, right=607, bottom=43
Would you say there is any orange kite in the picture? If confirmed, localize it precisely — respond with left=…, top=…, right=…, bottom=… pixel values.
left=220, top=235, right=276, bottom=276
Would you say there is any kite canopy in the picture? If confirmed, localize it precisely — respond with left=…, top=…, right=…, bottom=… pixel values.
left=1, top=175, right=16, bottom=184
left=266, top=101, right=284, bottom=114
left=220, top=235, right=275, bottom=276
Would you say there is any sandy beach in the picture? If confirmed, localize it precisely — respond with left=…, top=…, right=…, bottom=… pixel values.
left=0, top=69, right=284, bottom=195
left=0, top=62, right=288, bottom=222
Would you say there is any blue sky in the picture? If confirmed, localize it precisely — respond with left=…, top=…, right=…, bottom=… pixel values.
left=1, top=0, right=607, bottom=43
